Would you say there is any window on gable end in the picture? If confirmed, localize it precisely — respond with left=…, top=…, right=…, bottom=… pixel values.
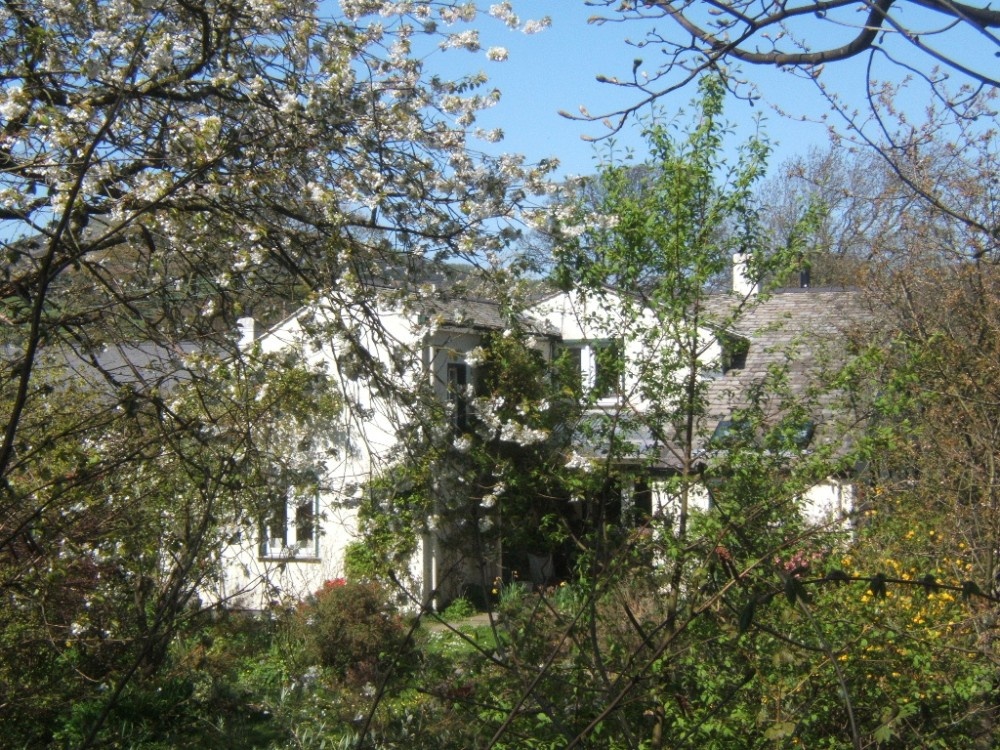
left=295, top=497, right=316, bottom=548
left=260, top=493, right=287, bottom=552
left=259, top=489, right=319, bottom=560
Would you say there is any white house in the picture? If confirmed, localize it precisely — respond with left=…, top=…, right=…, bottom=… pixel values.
left=215, top=263, right=868, bottom=609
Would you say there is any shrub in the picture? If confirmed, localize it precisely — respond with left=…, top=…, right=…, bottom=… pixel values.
left=297, top=579, right=412, bottom=684
left=440, top=596, right=477, bottom=621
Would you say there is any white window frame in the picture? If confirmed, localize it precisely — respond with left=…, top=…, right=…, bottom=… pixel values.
left=562, top=339, right=623, bottom=404
left=259, top=491, right=320, bottom=560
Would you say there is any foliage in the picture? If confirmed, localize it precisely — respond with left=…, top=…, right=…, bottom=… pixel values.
left=5, top=0, right=997, bottom=741
left=295, top=578, right=414, bottom=686
left=856, top=252, right=1000, bottom=593
left=0, top=346, right=342, bottom=747
left=440, top=596, right=477, bottom=620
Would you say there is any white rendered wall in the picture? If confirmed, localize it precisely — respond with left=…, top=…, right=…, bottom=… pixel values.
left=218, top=298, right=492, bottom=608
left=526, top=289, right=722, bottom=414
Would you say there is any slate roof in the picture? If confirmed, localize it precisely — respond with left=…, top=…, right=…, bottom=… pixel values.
left=698, top=286, right=869, bottom=457
left=34, top=341, right=199, bottom=393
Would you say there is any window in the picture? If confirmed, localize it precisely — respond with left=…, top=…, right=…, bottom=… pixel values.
left=709, top=418, right=753, bottom=449
left=631, top=479, right=653, bottom=525
left=767, top=419, right=815, bottom=451
left=719, top=333, right=749, bottom=374
left=788, top=420, right=815, bottom=449
left=260, top=491, right=318, bottom=559
left=560, top=340, right=623, bottom=402
left=447, top=361, right=470, bottom=431
left=563, top=346, right=583, bottom=396
left=593, top=340, right=624, bottom=399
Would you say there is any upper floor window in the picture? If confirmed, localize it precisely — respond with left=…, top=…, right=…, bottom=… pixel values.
left=259, top=490, right=318, bottom=560
left=560, top=339, right=623, bottom=402
left=768, top=419, right=815, bottom=451
left=593, top=339, right=624, bottom=399
left=709, top=418, right=753, bottom=450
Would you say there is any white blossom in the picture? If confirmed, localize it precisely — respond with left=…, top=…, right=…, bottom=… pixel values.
left=565, top=451, right=595, bottom=472
left=464, top=347, right=486, bottom=366
left=489, top=2, right=517, bottom=27
left=440, top=29, right=480, bottom=51
left=522, top=18, right=550, bottom=34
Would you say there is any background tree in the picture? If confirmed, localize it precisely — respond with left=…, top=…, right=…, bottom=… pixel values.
left=862, top=249, right=1000, bottom=596
left=756, top=146, right=889, bottom=288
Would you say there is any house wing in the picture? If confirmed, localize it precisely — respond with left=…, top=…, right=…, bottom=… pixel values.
left=698, top=287, right=869, bottom=457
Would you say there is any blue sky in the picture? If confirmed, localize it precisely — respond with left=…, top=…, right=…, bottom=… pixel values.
left=427, top=1, right=851, bottom=179
left=419, top=0, right=967, bottom=182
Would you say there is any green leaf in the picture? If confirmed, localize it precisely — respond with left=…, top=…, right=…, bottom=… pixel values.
left=873, top=722, right=895, bottom=743
left=763, top=721, right=796, bottom=740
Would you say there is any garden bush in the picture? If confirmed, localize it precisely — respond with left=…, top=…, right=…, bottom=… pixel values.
left=296, top=579, right=413, bottom=684
left=440, top=596, right=477, bottom=621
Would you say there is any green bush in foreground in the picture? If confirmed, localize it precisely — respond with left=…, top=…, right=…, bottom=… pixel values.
left=296, top=579, right=413, bottom=685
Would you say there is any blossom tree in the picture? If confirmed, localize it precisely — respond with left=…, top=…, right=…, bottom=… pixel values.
left=0, top=0, right=553, bottom=745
